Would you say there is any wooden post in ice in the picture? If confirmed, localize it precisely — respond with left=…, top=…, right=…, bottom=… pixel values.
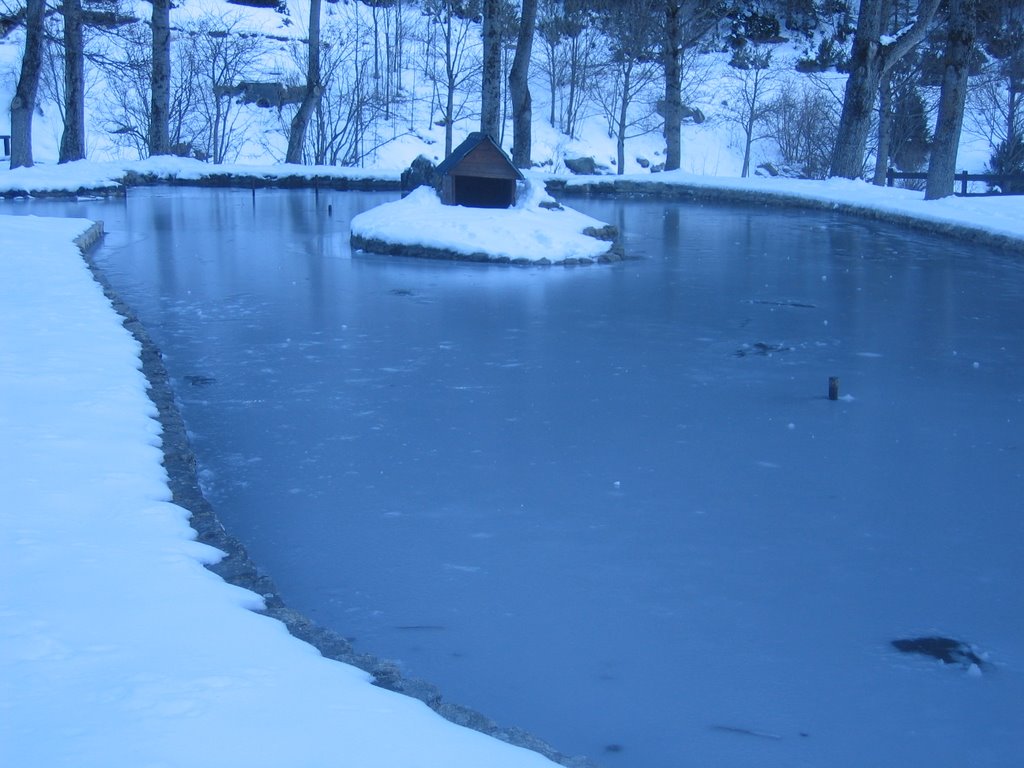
left=828, top=376, right=840, bottom=401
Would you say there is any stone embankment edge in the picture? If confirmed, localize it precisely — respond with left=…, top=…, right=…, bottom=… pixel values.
left=546, top=177, right=1024, bottom=255
left=351, top=233, right=623, bottom=266
left=73, top=230, right=596, bottom=768
left=0, top=171, right=401, bottom=199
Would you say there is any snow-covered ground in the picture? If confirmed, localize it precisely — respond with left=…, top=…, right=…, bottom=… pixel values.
left=1, top=163, right=1022, bottom=766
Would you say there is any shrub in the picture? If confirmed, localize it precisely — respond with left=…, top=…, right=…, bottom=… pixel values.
left=986, top=133, right=1024, bottom=192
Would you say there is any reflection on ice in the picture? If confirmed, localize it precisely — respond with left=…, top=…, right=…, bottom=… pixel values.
left=13, top=188, right=1024, bottom=768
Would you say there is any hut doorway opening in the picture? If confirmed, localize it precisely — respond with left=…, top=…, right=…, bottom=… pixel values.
left=453, top=176, right=517, bottom=208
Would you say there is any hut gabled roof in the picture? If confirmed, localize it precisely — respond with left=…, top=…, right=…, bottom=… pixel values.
left=435, top=132, right=525, bottom=181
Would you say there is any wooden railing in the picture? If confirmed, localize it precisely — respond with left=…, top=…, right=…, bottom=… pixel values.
left=886, top=168, right=1024, bottom=196
left=1, top=135, right=10, bottom=158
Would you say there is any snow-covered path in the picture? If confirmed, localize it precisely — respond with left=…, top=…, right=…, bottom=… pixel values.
left=0, top=214, right=557, bottom=768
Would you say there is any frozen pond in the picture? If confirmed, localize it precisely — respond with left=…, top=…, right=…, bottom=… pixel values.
left=11, top=187, right=1023, bottom=767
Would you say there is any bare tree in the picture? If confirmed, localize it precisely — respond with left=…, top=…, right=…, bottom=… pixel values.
left=421, top=0, right=482, bottom=157
left=765, top=77, right=839, bottom=179
left=509, top=0, right=537, bottom=167
left=721, top=45, right=776, bottom=177
left=92, top=15, right=203, bottom=159
left=59, top=0, right=86, bottom=162
left=297, top=6, right=390, bottom=166
left=187, top=15, right=267, bottom=164
left=926, top=0, right=978, bottom=199
left=593, top=0, right=662, bottom=174
left=536, top=0, right=599, bottom=138
left=94, top=20, right=152, bottom=157
left=481, top=0, right=501, bottom=138
left=829, top=0, right=941, bottom=179
left=149, top=0, right=170, bottom=156
left=286, top=0, right=323, bottom=164
left=662, top=0, right=732, bottom=172
left=9, top=0, right=45, bottom=169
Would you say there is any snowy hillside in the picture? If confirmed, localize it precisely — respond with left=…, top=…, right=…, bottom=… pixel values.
left=0, top=0, right=999, bottom=175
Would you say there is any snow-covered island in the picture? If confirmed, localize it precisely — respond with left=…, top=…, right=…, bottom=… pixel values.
left=351, top=182, right=620, bottom=267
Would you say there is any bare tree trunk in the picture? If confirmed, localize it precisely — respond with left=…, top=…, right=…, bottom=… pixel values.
left=481, top=0, right=501, bottom=140
left=149, top=0, right=171, bottom=156
left=59, top=0, right=86, bottom=163
left=443, top=6, right=455, bottom=158
left=872, top=73, right=893, bottom=184
left=9, top=0, right=45, bottom=169
left=445, top=76, right=455, bottom=157
left=663, top=0, right=683, bottom=171
left=926, top=0, right=977, bottom=200
left=829, top=0, right=884, bottom=178
left=617, top=63, right=631, bottom=175
left=510, top=0, right=537, bottom=168
left=286, top=0, right=323, bottom=164
left=830, top=0, right=941, bottom=179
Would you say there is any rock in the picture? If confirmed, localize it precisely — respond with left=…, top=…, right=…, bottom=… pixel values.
left=636, top=157, right=651, bottom=169
left=564, top=156, right=597, bottom=175
left=583, top=224, right=618, bottom=241
left=401, top=155, right=438, bottom=195
left=681, top=105, right=706, bottom=124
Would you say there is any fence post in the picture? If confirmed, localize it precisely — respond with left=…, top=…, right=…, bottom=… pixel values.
left=960, top=171, right=968, bottom=196
left=886, top=168, right=894, bottom=187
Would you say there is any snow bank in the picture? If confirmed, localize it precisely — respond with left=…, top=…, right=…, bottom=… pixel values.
left=0, top=214, right=556, bottom=768
left=0, top=158, right=401, bottom=197
left=555, top=170, right=1024, bottom=250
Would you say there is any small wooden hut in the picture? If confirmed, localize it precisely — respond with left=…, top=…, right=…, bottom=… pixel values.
left=435, top=132, right=524, bottom=209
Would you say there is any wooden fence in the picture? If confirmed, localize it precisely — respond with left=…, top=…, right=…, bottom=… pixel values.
left=886, top=169, right=1024, bottom=196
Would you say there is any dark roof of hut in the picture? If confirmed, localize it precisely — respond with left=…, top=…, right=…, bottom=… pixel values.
left=435, top=132, right=525, bottom=180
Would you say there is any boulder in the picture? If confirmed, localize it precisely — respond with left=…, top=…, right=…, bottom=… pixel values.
left=401, top=155, right=438, bottom=195
left=564, top=156, right=598, bottom=175
left=681, top=105, right=706, bottom=124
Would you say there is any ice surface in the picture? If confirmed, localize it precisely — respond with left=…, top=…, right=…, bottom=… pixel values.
left=7, top=187, right=1024, bottom=768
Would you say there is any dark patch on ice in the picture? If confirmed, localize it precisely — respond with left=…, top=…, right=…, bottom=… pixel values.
left=604, top=744, right=623, bottom=753
left=396, top=624, right=446, bottom=631
left=746, top=299, right=817, bottom=309
left=891, top=636, right=986, bottom=669
left=389, top=288, right=415, bottom=296
left=711, top=724, right=783, bottom=740
left=734, top=342, right=792, bottom=357
left=184, top=374, right=217, bottom=386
